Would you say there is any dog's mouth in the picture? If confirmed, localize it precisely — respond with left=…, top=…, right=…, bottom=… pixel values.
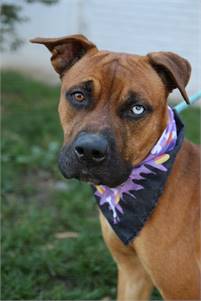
left=58, top=152, right=132, bottom=188
left=59, top=161, right=131, bottom=187
left=58, top=131, right=132, bottom=188
left=76, top=169, right=102, bottom=185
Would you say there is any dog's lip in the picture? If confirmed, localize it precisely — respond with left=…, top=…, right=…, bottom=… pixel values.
left=76, top=168, right=100, bottom=185
left=80, top=176, right=101, bottom=185
left=77, top=170, right=128, bottom=187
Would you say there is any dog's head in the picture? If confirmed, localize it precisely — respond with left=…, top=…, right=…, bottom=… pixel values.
left=31, top=35, right=191, bottom=187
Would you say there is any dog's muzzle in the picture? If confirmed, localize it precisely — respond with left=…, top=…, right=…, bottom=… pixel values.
left=58, top=130, right=132, bottom=187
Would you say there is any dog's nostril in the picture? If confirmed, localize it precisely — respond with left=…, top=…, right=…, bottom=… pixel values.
left=75, top=146, right=84, bottom=156
left=92, top=150, right=105, bottom=160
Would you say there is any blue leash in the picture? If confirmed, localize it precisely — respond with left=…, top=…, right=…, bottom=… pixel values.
left=174, top=90, right=201, bottom=113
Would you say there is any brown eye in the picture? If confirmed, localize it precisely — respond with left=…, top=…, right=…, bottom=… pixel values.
left=72, top=92, right=85, bottom=102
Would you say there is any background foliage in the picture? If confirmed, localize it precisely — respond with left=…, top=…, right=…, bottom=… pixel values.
left=0, top=0, right=59, bottom=51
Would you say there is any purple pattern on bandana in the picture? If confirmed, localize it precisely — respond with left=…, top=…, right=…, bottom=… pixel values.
left=95, top=107, right=177, bottom=224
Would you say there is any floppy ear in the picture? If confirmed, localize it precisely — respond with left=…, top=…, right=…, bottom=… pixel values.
left=147, top=51, right=191, bottom=104
left=30, top=34, right=97, bottom=76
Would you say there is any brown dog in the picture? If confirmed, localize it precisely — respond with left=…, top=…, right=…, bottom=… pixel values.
left=31, top=35, right=200, bottom=300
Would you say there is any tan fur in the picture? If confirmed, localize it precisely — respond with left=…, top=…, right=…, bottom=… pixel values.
left=31, top=35, right=201, bottom=300
left=100, top=141, right=200, bottom=300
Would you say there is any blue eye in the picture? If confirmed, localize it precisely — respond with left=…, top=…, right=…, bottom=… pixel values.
left=131, top=105, right=145, bottom=115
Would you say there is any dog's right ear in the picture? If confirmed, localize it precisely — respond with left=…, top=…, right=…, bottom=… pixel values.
left=30, top=34, right=97, bottom=76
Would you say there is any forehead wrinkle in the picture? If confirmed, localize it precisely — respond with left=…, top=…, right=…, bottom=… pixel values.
left=101, top=64, right=119, bottom=107
left=91, top=59, right=122, bottom=112
left=109, top=58, right=119, bottom=80
left=91, top=51, right=117, bottom=67
left=101, top=61, right=127, bottom=112
left=127, top=56, right=152, bottom=76
left=92, top=50, right=134, bottom=69
left=101, top=55, right=144, bottom=84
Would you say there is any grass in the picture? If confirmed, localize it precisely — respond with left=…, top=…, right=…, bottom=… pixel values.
left=1, top=70, right=200, bottom=300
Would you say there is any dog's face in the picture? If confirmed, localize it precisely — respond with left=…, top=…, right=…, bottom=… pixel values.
left=57, top=52, right=170, bottom=187
left=31, top=35, right=191, bottom=187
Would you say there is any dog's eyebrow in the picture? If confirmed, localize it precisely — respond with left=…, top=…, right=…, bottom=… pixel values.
left=128, top=91, right=143, bottom=101
left=123, top=91, right=151, bottom=107
left=67, top=80, right=94, bottom=93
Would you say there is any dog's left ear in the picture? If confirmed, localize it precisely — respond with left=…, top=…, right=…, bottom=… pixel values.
left=147, top=51, right=191, bottom=104
left=30, top=34, right=97, bottom=76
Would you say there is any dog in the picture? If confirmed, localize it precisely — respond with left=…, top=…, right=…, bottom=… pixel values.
left=31, top=35, right=200, bottom=300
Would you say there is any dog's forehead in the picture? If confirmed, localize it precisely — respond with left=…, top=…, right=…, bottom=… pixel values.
left=61, top=49, right=164, bottom=102
left=62, top=50, right=149, bottom=80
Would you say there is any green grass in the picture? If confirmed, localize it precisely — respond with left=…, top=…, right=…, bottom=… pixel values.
left=1, top=70, right=200, bottom=300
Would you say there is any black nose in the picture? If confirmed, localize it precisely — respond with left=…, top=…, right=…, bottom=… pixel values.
left=74, top=133, right=108, bottom=163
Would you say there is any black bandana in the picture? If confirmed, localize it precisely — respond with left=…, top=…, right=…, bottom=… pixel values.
left=93, top=109, right=184, bottom=245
